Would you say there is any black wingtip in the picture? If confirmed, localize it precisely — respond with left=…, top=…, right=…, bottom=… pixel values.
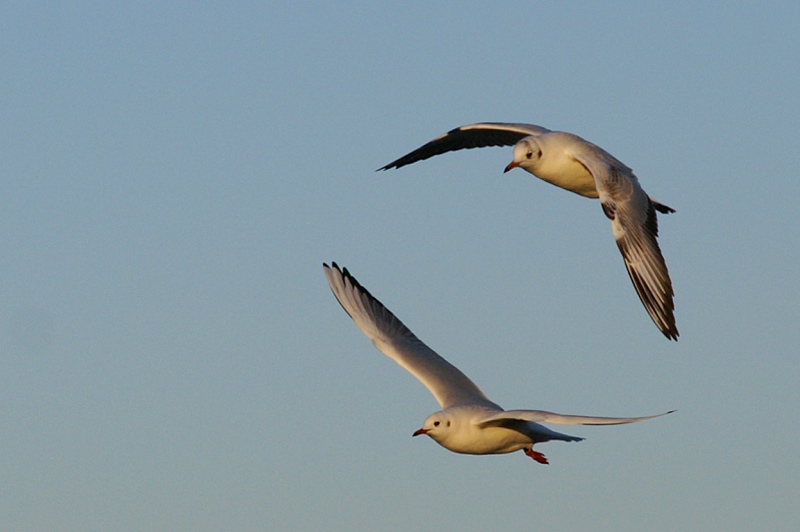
left=377, top=160, right=403, bottom=171
left=661, top=323, right=680, bottom=341
left=325, top=262, right=387, bottom=317
left=324, top=262, right=345, bottom=278
left=653, top=202, right=676, bottom=215
left=325, top=262, right=360, bottom=291
left=328, top=261, right=346, bottom=277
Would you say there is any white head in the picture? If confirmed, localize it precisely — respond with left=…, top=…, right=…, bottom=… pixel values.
left=412, top=411, right=454, bottom=443
left=504, top=137, right=542, bottom=173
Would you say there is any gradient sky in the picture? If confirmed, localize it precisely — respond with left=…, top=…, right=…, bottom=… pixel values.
left=2, top=2, right=799, bottom=531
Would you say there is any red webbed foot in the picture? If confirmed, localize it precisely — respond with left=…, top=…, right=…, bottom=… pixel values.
left=524, top=448, right=549, bottom=465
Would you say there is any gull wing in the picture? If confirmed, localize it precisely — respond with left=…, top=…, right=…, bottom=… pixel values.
left=324, top=263, right=500, bottom=410
left=571, top=151, right=679, bottom=340
left=379, top=123, right=551, bottom=171
left=478, top=409, right=675, bottom=427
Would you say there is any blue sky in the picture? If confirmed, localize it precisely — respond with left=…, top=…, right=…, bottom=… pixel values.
left=2, top=2, right=799, bottom=530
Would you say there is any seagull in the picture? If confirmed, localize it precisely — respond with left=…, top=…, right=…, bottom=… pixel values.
left=379, top=123, right=679, bottom=340
left=324, top=262, right=673, bottom=464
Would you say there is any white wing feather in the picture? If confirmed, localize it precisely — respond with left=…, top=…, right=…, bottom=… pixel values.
left=478, top=409, right=675, bottom=427
left=324, top=263, right=499, bottom=410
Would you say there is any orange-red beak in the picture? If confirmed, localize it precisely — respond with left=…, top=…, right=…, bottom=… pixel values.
left=412, top=428, right=429, bottom=437
left=504, top=161, right=519, bottom=173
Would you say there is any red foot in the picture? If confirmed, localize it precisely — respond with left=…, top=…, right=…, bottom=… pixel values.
left=524, top=448, right=549, bottom=465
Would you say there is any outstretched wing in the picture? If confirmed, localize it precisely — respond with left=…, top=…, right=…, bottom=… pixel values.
left=324, top=263, right=499, bottom=410
left=478, top=409, right=675, bottom=427
left=379, top=123, right=550, bottom=171
left=571, top=151, right=679, bottom=340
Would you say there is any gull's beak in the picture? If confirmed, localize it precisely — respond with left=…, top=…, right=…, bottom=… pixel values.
left=412, top=428, right=429, bottom=437
left=504, top=160, right=519, bottom=173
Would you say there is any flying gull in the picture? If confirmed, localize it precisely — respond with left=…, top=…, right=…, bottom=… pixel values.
left=380, top=122, right=679, bottom=340
left=325, top=262, right=672, bottom=464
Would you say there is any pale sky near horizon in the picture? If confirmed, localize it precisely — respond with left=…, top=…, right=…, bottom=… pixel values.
left=2, top=2, right=799, bottom=531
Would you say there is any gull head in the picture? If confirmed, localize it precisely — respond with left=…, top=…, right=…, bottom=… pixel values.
left=412, top=412, right=453, bottom=440
left=504, top=137, right=542, bottom=174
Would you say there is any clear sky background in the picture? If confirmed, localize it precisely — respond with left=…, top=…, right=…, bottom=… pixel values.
left=2, top=2, right=799, bottom=531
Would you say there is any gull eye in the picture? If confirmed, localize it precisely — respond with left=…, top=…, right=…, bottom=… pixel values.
left=433, top=421, right=440, bottom=427
left=446, top=421, right=451, bottom=427
left=526, top=151, right=533, bottom=159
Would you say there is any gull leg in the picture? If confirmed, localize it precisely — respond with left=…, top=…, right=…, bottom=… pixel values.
left=524, top=448, right=549, bottom=465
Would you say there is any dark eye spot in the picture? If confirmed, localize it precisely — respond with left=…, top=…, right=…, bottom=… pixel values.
left=526, top=151, right=533, bottom=159
left=446, top=421, right=451, bottom=427
left=433, top=421, right=440, bottom=427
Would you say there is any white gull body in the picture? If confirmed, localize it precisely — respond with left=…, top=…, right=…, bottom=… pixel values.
left=380, top=123, right=678, bottom=340
left=324, top=262, right=672, bottom=464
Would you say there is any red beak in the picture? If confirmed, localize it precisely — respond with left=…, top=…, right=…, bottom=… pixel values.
left=412, top=428, right=429, bottom=437
left=504, top=161, right=519, bottom=173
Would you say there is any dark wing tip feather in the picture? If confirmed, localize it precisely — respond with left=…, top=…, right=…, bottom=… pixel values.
left=378, top=125, right=530, bottom=171
left=616, top=205, right=680, bottom=341
left=325, top=262, right=405, bottom=338
left=619, top=241, right=680, bottom=341
left=324, top=262, right=356, bottom=320
left=653, top=201, right=676, bottom=214
left=325, top=262, right=375, bottom=303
